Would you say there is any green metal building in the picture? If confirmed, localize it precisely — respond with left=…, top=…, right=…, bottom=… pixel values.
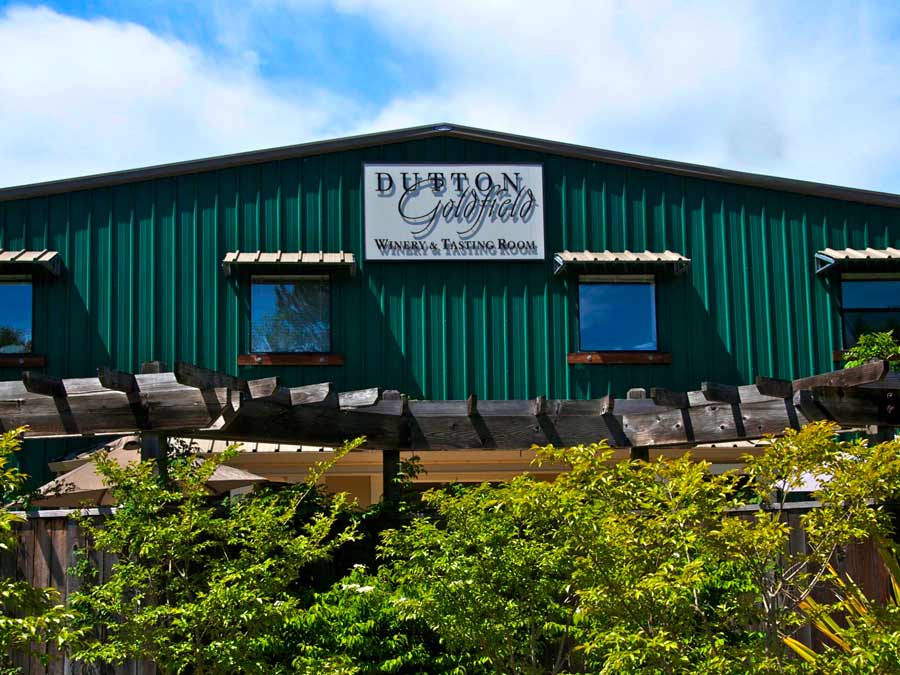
left=1, top=124, right=898, bottom=481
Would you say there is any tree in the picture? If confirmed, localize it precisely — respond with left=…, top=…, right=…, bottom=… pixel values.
left=843, top=330, right=900, bottom=370
left=67, top=439, right=364, bottom=674
left=0, top=428, right=71, bottom=674
left=381, top=422, right=900, bottom=674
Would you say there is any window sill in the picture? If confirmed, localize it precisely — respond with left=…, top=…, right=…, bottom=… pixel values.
left=0, top=355, right=46, bottom=368
left=568, top=351, right=671, bottom=365
left=238, top=353, right=344, bottom=366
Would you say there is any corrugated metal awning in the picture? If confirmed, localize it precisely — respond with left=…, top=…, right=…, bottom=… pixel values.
left=815, top=247, right=900, bottom=274
left=222, top=250, right=356, bottom=277
left=0, top=249, right=62, bottom=276
left=553, top=250, right=689, bottom=275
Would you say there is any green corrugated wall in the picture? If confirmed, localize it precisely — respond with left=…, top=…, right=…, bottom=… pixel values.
left=1, top=136, right=899, bottom=479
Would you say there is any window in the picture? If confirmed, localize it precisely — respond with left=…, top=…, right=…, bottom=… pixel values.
left=250, top=276, right=330, bottom=353
left=841, top=277, right=900, bottom=346
left=578, top=276, right=657, bottom=351
left=0, top=278, right=33, bottom=354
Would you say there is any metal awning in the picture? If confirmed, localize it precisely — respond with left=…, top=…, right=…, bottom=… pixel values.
left=553, top=250, right=689, bottom=276
left=815, top=247, right=900, bottom=275
left=222, top=251, right=356, bottom=277
left=0, top=249, right=62, bottom=276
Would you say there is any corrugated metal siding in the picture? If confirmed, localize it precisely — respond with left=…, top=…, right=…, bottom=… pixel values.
left=2, top=137, right=900, bottom=478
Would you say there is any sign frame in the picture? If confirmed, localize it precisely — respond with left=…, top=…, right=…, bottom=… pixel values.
left=361, top=161, right=546, bottom=263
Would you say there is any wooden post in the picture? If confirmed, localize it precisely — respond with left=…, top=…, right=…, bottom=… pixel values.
left=630, top=447, right=649, bottom=461
left=140, top=432, right=168, bottom=480
left=382, top=448, right=400, bottom=502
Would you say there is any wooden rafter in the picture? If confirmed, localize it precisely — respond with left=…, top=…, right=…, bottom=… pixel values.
left=0, top=361, right=897, bottom=450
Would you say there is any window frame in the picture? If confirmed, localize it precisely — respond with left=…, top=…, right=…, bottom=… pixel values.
left=249, top=273, right=333, bottom=355
left=0, top=274, right=35, bottom=356
left=839, top=273, right=900, bottom=348
left=576, top=273, right=660, bottom=353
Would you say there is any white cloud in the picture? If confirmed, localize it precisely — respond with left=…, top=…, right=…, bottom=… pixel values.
left=0, top=5, right=357, bottom=187
left=334, top=0, right=900, bottom=192
left=2, top=2, right=900, bottom=192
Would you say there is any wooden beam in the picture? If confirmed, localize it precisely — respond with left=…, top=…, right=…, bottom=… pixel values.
left=650, top=387, right=690, bottom=408
left=175, top=361, right=249, bottom=393
left=22, top=372, right=65, bottom=397
left=140, top=361, right=168, bottom=374
left=467, top=393, right=478, bottom=416
left=339, top=388, right=381, bottom=408
left=701, top=382, right=741, bottom=404
left=805, top=386, right=900, bottom=427
left=793, top=359, right=889, bottom=391
left=97, top=367, right=138, bottom=393
left=755, top=376, right=793, bottom=399
left=599, top=395, right=615, bottom=415
left=268, top=382, right=337, bottom=407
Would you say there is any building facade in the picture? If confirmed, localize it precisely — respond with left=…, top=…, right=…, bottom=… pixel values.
left=1, top=124, right=898, bottom=485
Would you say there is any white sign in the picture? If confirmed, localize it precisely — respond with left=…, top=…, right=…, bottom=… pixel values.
left=363, top=163, right=545, bottom=261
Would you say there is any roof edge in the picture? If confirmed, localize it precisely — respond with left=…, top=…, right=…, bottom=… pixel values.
left=2, top=122, right=900, bottom=209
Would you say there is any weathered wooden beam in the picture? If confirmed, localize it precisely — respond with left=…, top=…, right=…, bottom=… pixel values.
left=268, top=382, right=337, bottom=407
left=175, top=361, right=247, bottom=392
left=22, top=372, right=65, bottom=397
left=701, top=382, right=741, bottom=404
left=793, top=359, right=889, bottom=391
left=174, top=362, right=276, bottom=399
left=650, top=387, right=690, bottom=408
left=599, top=395, right=615, bottom=415
left=805, top=386, right=900, bottom=427
left=755, top=376, right=793, bottom=399
left=97, top=367, right=138, bottom=394
left=141, top=361, right=168, bottom=374
left=339, top=388, right=381, bottom=408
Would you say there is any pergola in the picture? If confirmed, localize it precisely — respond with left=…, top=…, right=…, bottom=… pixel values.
left=1, top=360, right=897, bottom=495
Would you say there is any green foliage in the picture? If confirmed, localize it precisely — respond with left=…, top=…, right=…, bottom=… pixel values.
left=289, top=565, right=485, bottom=674
left=381, top=422, right=900, bottom=674
left=67, top=438, right=365, bottom=674
left=785, top=538, right=900, bottom=674
left=0, top=428, right=72, bottom=674
left=843, top=330, right=900, bottom=370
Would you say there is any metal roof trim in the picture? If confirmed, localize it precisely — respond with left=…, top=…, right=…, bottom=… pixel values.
left=0, top=249, right=62, bottom=276
left=553, top=250, right=690, bottom=276
left=3, top=123, right=900, bottom=209
left=221, top=250, right=357, bottom=277
left=814, top=247, right=900, bottom=275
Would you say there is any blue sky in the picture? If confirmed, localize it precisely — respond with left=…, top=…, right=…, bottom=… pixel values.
left=2, top=1, right=900, bottom=193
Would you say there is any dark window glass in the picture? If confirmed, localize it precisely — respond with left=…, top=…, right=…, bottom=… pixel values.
left=579, top=282, right=657, bottom=351
left=843, top=311, right=900, bottom=345
left=841, top=280, right=900, bottom=309
left=0, top=280, right=32, bottom=354
left=251, top=277, right=330, bottom=353
left=841, top=279, right=900, bottom=345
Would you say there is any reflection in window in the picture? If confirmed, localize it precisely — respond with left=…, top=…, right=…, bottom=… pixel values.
left=251, top=276, right=330, bottom=353
left=841, top=278, right=900, bottom=346
left=0, top=279, right=32, bottom=354
left=579, top=280, right=657, bottom=351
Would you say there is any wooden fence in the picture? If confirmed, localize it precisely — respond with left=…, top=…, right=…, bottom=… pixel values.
left=3, top=505, right=893, bottom=674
